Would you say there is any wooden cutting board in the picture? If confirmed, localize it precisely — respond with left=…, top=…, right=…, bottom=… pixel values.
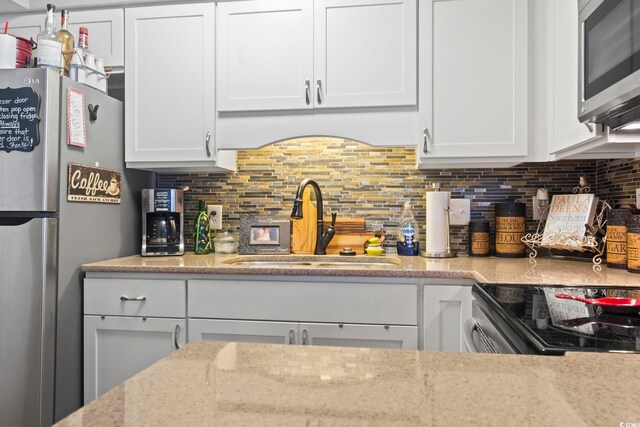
left=290, top=187, right=317, bottom=254
left=322, top=218, right=366, bottom=234
left=325, top=230, right=385, bottom=254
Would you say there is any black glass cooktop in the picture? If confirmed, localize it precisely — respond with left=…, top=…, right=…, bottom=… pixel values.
left=473, top=284, right=640, bottom=355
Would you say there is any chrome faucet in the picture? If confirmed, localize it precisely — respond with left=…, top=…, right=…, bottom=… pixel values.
left=291, top=178, right=336, bottom=255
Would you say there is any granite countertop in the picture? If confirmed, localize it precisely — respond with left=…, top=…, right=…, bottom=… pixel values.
left=56, top=340, right=640, bottom=427
left=83, top=253, right=640, bottom=287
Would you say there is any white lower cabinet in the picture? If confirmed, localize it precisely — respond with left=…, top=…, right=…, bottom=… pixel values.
left=83, top=278, right=187, bottom=403
left=189, top=319, right=298, bottom=345
left=189, top=319, right=418, bottom=350
left=299, top=323, right=417, bottom=349
left=83, top=316, right=186, bottom=403
left=188, top=277, right=419, bottom=350
left=423, top=284, right=472, bottom=352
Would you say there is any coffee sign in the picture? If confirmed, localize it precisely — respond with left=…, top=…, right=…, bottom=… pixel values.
left=67, top=163, right=121, bottom=204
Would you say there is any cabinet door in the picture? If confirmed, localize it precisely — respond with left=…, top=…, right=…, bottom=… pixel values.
left=300, top=323, right=418, bottom=350
left=125, top=4, right=217, bottom=164
left=189, top=319, right=298, bottom=345
left=84, top=316, right=186, bottom=403
left=546, top=0, right=602, bottom=156
left=314, top=0, right=416, bottom=108
left=419, top=0, right=527, bottom=160
left=216, top=0, right=314, bottom=111
left=423, top=285, right=472, bottom=352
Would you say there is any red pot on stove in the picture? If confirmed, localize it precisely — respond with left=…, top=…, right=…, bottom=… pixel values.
left=14, top=36, right=35, bottom=68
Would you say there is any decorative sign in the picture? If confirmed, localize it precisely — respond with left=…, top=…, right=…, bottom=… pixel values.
left=67, top=87, right=86, bottom=148
left=0, top=86, right=40, bottom=153
left=240, top=216, right=291, bottom=254
left=67, top=163, right=122, bottom=204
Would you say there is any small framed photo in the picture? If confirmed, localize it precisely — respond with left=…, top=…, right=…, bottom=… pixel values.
left=240, top=216, right=291, bottom=254
left=250, top=226, right=280, bottom=245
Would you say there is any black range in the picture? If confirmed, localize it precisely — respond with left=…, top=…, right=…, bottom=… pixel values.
left=470, top=283, right=640, bottom=355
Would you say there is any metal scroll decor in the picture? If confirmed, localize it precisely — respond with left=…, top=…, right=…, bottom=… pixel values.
left=521, top=176, right=610, bottom=268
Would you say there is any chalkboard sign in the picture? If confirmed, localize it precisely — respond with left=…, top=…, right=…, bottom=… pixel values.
left=0, top=86, right=41, bottom=153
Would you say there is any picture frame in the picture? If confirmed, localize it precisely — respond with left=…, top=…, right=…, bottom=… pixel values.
left=240, top=216, right=291, bottom=254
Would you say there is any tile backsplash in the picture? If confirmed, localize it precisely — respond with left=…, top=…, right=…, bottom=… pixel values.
left=157, top=137, right=634, bottom=253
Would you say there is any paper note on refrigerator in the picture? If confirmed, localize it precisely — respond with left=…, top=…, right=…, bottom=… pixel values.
left=67, top=87, right=86, bottom=148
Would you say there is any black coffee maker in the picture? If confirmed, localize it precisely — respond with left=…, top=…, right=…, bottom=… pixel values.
left=142, top=188, right=184, bottom=256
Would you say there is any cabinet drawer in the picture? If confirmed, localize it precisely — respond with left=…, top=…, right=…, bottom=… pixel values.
left=84, top=279, right=186, bottom=318
left=189, top=279, right=417, bottom=325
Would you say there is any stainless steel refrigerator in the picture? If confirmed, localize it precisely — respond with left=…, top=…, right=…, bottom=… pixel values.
left=0, top=69, right=151, bottom=426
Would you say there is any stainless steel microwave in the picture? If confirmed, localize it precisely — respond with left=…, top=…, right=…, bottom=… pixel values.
left=579, top=0, right=640, bottom=129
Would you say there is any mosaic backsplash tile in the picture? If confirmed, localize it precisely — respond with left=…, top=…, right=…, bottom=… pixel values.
left=157, top=137, right=602, bottom=253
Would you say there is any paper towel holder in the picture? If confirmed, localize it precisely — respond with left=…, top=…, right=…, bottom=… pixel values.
left=421, top=184, right=457, bottom=258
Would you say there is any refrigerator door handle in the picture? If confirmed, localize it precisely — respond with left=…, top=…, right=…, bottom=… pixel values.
left=0, top=218, right=33, bottom=226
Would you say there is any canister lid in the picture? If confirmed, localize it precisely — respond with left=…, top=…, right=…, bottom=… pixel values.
left=495, top=202, right=526, bottom=216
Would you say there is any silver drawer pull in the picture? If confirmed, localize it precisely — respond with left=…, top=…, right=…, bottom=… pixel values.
left=316, top=79, right=323, bottom=105
left=289, top=329, right=295, bottom=345
left=120, top=295, right=147, bottom=302
left=305, top=79, right=311, bottom=105
left=174, top=324, right=181, bottom=350
left=302, top=328, right=308, bottom=345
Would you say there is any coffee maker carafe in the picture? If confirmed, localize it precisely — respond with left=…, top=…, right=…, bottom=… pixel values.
left=142, top=188, right=184, bottom=256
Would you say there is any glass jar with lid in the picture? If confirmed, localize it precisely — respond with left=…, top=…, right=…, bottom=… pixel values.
left=213, top=231, right=239, bottom=254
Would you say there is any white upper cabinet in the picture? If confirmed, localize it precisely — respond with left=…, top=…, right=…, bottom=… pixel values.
left=546, top=0, right=601, bottom=158
left=546, top=0, right=640, bottom=160
left=313, top=0, right=416, bottom=109
left=417, top=0, right=528, bottom=167
left=216, top=0, right=416, bottom=112
left=216, top=0, right=313, bottom=111
left=125, top=3, right=236, bottom=172
left=6, top=9, right=124, bottom=68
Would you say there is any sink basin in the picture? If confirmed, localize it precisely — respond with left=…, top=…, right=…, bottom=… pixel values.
left=223, top=256, right=401, bottom=269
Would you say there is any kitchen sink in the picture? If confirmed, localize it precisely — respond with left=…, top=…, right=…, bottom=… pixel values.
left=223, top=256, right=401, bottom=269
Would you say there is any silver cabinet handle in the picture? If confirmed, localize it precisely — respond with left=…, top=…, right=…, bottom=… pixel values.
left=174, top=324, right=181, bottom=350
left=289, top=329, right=295, bottom=345
left=205, top=131, right=211, bottom=158
left=316, top=79, right=323, bottom=105
left=584, top=122, right=593, bottom=132
left=302, top=328, right=308, bottom=345
left=305, top=79, right=311, bottom=105
left=423, top=127, right=429, bottom=154
left=120, top=295, right=146, bottom=302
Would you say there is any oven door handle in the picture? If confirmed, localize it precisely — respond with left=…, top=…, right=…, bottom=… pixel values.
left=463, top=318, right=479, bottom=353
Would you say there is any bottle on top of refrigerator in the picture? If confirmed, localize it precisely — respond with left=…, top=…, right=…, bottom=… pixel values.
left=57, top=9, right=74, bottom=76
left=37, top=4, right=62, bottom=70
left=397, top=200, right=420, bottom=255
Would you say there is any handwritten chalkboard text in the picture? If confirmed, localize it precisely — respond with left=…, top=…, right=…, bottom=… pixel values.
left=0, top=87, right=41, bottom=153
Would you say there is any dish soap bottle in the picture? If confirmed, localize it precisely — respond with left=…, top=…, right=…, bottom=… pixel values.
left=194, top=200, right=212, bottom=255
left=397, top=201, right=420, bottom=256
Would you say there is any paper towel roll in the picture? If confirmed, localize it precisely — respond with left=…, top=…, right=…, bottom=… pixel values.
left=426, top=191, right=450, bottom=254
left=0, top=34, right=16, bottom=69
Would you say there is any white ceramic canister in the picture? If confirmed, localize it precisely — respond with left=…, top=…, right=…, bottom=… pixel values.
left=0, top=34, right=16, bottom=69
left=83, top=52, right=97, bottom=88
left=95, top=58, right=107, bottom=93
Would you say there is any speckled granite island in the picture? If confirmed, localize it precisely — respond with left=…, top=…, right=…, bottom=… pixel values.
left=83, top=253, right=640, bottom=287
left=57, top=340, right=640, bottom=426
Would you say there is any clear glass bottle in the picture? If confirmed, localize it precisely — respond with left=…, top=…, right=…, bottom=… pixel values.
left=397, top=200, right=420, bottom=255
left=57, top=9, right=74, bottom=76
left=194, top=200, right=212, bottom=255
left=37, top=4, right=63, bottom=70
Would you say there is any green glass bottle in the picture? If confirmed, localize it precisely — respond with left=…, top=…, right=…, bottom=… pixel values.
left=194, top=200, right=212, bottom=254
